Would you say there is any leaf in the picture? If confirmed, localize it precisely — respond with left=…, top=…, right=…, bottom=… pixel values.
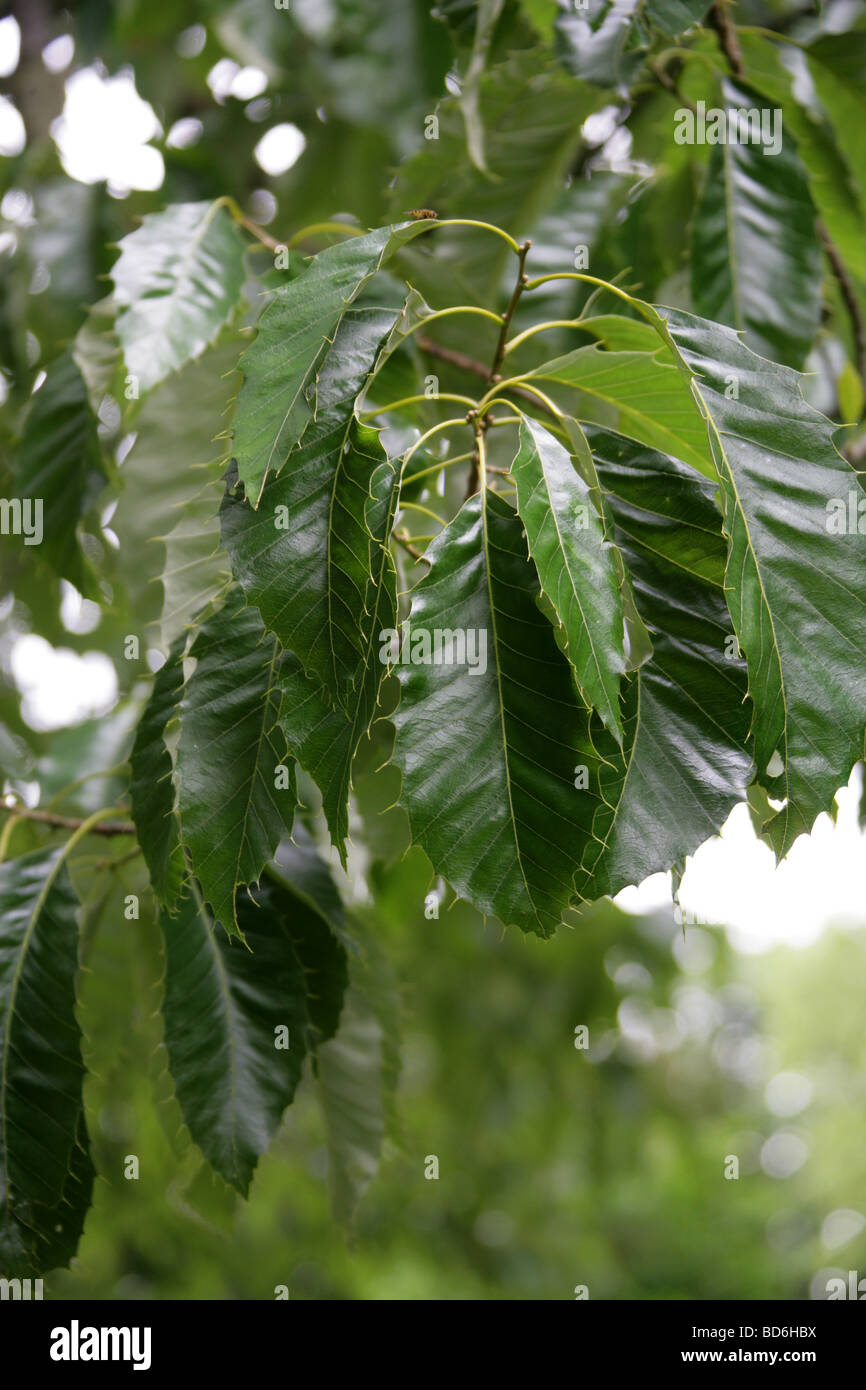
left=176, top=591, right=296, bottom=936
left=389, top=50, right=605, bottom=304
left=661, top=308, right=866, bottom=850
left=230, top=222, right=429, bottom=505
left=111, top=200, right=246, bottom=395
left=111, top=338, right=240, bottom=648
left=315, top=922, right=401, bottom=1225
left=806, top=32, right=866, bottom=238
left=160, top=872, right=348, bottom=1195
left=391, top=488, right=605, bottom=937
left=575, top=425, right=752, bottom=896
left=13, top=350, right=106, bottom=593
left=222, top=286, right=401, bottom=714
left=690, top=78, right=821, bottom=369
left=644, top=0, right=708, bottom=34
left=0, top=848, right=94, bottom=1276
left=554, top=0, right=646, bottom=92
left=510, top=415, right=626, bottom=740
left=529, top=343, right=714, bottom=476
left=129, top=633, right=188, bottom=909
left=738, top=32, right=866, bottom=283
left=458, top=0, right=506, bottom=172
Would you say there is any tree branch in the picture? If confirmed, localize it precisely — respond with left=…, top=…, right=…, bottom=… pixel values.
left=708, top=1, right=744, bottom=79
left=818, top=219, right=866, bottom=410
left=0, top=804, right=137, bottom=837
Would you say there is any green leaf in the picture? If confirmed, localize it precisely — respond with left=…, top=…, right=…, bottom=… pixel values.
left=222, top=288, right=401, bottom=714
left=529, top=343, right=714, bottom=476
left=806, top=32, right=866, bottom=241
left=315, top=922, right=401, bottom=1225
left=111, top=200, right=246, bottom=396
left=111, top=338, right=240, bottom=648
left=645, top=0, right=708, bottom=34
left=738, top=32, right=866, bottom=283
left=661, top=308, right=866, bottom=850
left=554, top=0, right=646, bottom=92
left=510, top=415, right=626, bottom=740
left=690, top=78, right=821, bottom=368
left=389, top=50, right=605, bottom=304
left=230, top=222, right=429, bottom=505
left=575, top=425, right=752, bottom=896
left=129, top=633, right=188, bottom=909
left=176, top=591, right=296, bottom=936
left=0, top=849, right=94, bottom=1276
left=391, top=488, right=604, bottom=937
left=161, top=872, right=348, bottom=1195
left=13, top=350, right=106, bottom=593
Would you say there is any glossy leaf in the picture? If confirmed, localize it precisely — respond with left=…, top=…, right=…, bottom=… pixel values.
left=0, top=849, right=94, bottom=1276
left=391, top=488, right=604, bottom=937
left=161, top=873, right=348, bottom=1195
left=661, top=308, right=866, bottom=850
left=510, top=414, right=625, bottom=740
left=222, top=288, right=401, bottom=713
left=231, top=222, right=428, bottom=505
left=690, top=78, right=821, bottom=368
left=576, top=425, right=752, bottom=895
left=176, top=591, right=295, bottom=936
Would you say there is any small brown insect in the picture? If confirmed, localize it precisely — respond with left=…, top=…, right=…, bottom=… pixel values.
left=406, top=208, right=438, bottom=220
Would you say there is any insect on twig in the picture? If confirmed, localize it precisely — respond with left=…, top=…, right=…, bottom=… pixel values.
left=405, top=208, right=438, bottom=220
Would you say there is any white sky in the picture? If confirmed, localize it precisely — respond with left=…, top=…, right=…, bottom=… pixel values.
left=2, top=18, right=865, bottom=956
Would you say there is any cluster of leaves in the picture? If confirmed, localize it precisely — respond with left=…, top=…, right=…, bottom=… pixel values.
left=2, top=0, right=866, bottom=1281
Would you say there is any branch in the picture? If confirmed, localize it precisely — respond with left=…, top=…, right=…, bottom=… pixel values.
left=0, top=804, right=137, bottom=837
left=417, top=332, right=561, bottom=425
left=708, top=1, right=744, bottom=79
left=818, top=219, right=866, bottom=409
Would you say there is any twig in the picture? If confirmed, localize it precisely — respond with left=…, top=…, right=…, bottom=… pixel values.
left=818, top=219, right=866, bottom=411
left=416, top=333, right=561, bottom=425
left=394, top=531, right=432, bottom=565
left=468, top=239, right=531, bottom=499
left=0, top=803, right=136, bottom=837
left=708, top=1, right=744, bottom=79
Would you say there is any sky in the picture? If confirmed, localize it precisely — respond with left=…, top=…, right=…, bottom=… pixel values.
left=2, top=16, right=865, bottom=957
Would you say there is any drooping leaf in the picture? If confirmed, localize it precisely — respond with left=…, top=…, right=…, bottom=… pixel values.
left=510, top=414, right=625, bottom=740
left=529, top=342, right=714, bottom=476
left=690, top=78, right=821, bottom=368
left=315, top=921, right=401, bottom=1225
left=738, top=32, right=866, bottom=284
left=13, top=350, right=106, bottom=593
left=230, top=222, right=429, bottom=505
left=176, top=591, right=296, bottom=936
left=806, top=32, right=866, bottom=239
left=160, top=872, right=348, bottom=1195
left=129, top=632, right=188, bottom=908
left=575, top=425, right=752, bottom=896
left=660, top=308, right=866, bottom=850
left=111, top=200, right=246, bottom=395
left=222, top=286, right=401, bottom=715
left=391, top=488, right=604, bottom=937
left=0, top=848, right=94, bottom=1276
